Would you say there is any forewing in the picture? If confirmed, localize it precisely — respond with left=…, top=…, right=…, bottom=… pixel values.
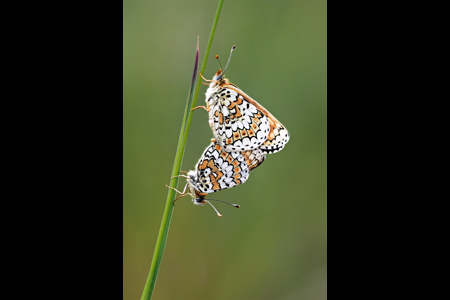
left=195, top=142, right=250, bottom=194
left=209, top=86, right=270, bottom=152
left=226, top=86, right=289, bottom=154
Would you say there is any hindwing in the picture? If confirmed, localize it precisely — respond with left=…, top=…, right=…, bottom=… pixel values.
left=242, top=148, right=266, bottom=171
left=194, top=141, right=249, bottom=194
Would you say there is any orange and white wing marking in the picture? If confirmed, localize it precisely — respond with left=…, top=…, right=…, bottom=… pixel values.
left=242, top=148, right=266, bottom=171
left=207, top=85, right=270, bottom=152
left=188, top=141, right=250, bottom=196
left=205, top=69, right=289, bottom=154
left=225, top=84, right=290, bottom=154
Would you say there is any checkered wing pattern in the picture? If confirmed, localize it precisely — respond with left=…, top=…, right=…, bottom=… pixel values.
left=259, top=118, right=290, bottom=154
left=206, top=70, right=289, bottom=154
left=207, top=86, right=271, bottom=152
left=194, top=141, right=250, bottom=194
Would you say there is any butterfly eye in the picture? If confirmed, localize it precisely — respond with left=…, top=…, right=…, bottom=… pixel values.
left=194, top=198, right=204, bottom=204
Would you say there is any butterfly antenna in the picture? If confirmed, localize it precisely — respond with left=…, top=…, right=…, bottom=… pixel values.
left=223, top=45, right=236, bottom=76
left=215, top=54, right=223, bottom=73
left=205, top=198, right=240, bottom=208
left=204, top=200, right=222, bottom=217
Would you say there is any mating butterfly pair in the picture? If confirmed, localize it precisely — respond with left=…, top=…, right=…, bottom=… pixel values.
left=168, top=46, right=289, bottom=216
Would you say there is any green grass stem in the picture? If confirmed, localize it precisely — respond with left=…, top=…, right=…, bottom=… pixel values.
left=140, top=1, right=224, bottom=299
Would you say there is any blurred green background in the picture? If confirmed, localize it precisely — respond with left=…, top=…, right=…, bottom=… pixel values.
left=124, top=1, right=326, bottom=299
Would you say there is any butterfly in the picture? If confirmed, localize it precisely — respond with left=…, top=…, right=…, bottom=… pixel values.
left=196, top=46, right=290, bottom=154
left=167, top=140, right=263, bottom=216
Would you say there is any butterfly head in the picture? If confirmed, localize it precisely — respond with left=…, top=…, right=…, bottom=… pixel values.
left=206, top=69, right=229, bottom=92
left=190, top=188, right=207, bottom=206
left=192, top=196, right=206, bottom=206
left=184, top=185, right=206, bottom=206
left=186, top=171, right=207, bottom=205
left=211, top=69, right=229, bottom=86
left=213, top=69, right=224, bottom=81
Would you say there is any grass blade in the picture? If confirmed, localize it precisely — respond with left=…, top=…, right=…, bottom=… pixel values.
left=140, top=1, right=224, bottom=299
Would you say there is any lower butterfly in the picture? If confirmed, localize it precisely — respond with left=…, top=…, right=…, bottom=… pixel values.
left=167, top=140, right=263, bottom=216
left=195, top=46, right=290, bottom=154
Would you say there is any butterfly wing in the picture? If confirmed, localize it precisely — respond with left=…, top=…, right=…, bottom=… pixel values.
left=242, top=148, right=266, bottom=171
left=259, top=118, right=290, bottom=154
left=194, top=142, right=250, bottom=194
left=226, top=85, right=290, bottom=154
left=208, top=86, right=271, bottom=152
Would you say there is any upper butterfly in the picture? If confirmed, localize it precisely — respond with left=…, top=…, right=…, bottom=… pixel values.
left=200, top=46, right=290, bottom=154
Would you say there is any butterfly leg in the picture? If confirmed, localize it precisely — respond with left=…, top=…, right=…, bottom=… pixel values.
left=199, top=71, right=213, bottom=82
left=173, top=193, right=190, bottom=204
left=166, top=184, right=190, bottom=205
left=165, top=184, right=186, bottom=195
left=192, top=102, right=209, bottom=112
left=191, top=105, right=209, bottom=112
